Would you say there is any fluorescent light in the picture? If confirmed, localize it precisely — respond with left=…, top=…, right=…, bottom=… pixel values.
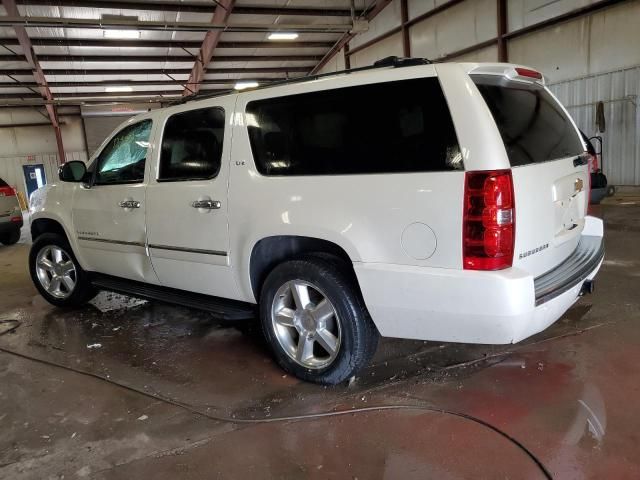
left=103, top=29, right=140, bottom=39
left=268, top=32, right=299, bottom=41
left=105, top=86, right=134, bottom=93
left=234, top=81, right=259, bottom=90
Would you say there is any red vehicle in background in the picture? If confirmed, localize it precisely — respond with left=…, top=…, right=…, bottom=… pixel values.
left=580, top=131, right=609, bottom=204
left=0, top=177, right=23, bottom=245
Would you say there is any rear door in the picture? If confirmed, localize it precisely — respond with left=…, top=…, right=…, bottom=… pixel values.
left=472, top=73, right=588, bottom=277
left=145, top=99, right=239, bottom=300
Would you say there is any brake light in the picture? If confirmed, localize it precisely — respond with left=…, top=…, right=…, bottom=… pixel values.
left=10, top=216, right=22, bottom=223
left=463, top=170, right=515, bottom=270
left=0, top=186, right=15, bottom=197
left=515, top=67, right=543, bottom=80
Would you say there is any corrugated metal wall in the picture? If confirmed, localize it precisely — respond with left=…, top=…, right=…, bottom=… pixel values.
left=549, top=66, right=640, bottom=186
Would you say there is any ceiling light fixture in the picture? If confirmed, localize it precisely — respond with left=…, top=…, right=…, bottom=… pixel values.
left=234, top=81, right=259, bottom=90
left=268, top=32, right=299, bottom=41
left=103, top=29, right=141, bottom=39
left=105, top=86, right=134, bottom=93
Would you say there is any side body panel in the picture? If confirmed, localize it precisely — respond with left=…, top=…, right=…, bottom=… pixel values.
left=228, top=65, right=468, bottom=303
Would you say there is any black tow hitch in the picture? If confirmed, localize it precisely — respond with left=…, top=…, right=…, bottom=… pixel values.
left=579, top=280, right=595, bottom=297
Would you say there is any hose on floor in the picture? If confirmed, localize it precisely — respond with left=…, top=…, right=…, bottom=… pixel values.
left=0, top=346, right=552, bottom=480
left=0, top=320, right=20, bottom=336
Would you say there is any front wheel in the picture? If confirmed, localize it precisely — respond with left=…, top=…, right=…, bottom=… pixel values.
left=260, top=255, right=379, bottom=385
left=29, top=233, right=97, bottom=307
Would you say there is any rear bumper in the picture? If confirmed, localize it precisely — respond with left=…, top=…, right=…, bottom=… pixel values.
left=355, top=216, right=604, bottom=344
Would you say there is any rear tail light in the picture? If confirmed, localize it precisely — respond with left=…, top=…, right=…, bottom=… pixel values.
left=0, top=186, right=15, bottom=197
left=10, top=216, right=22, bottom=223
left=463, top=170, right=515, bottom=270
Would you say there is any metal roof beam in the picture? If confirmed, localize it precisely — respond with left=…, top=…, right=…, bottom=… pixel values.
left=0, top=67, right=310, bottom=76
left=0, top=79, right=281, bottom=87
left=1, top=0, right=65, bottom=163
left=14, top=0, right=363, bottom=17
left=183, top=0, right=234, bottom=97
left=0, top=90, right=223, bottom=99
left=0, top=16, right=352, bottom=34
left=0, top=38, right=334, bottom=49
left=311, top=0, right=393, bottom=74
left=0, top=54, right=321, bottom=63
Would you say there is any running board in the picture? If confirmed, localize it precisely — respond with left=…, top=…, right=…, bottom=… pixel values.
left=90, top=274, right=256, bottom=320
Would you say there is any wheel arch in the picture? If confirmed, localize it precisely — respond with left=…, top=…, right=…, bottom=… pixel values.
left=249, top=235, right=357, bottom=301
left=31, top=217, right=69, bottom=243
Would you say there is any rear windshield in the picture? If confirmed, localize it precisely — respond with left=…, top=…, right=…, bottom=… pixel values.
left=0, top=178, right=8, bottom=187
left=472, top=75, right=584, bottom=167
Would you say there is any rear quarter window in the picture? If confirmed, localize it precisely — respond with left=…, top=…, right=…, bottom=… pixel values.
left=246, top=77, right=462, bottom=176
left=472, top=75, right=584, bottom=167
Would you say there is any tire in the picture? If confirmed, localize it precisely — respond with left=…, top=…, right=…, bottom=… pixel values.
left=29, top=233, right=97, bottom=308
left=260, top=255, right=379, bottom=385
left=0, top=228, right=20, bottom=245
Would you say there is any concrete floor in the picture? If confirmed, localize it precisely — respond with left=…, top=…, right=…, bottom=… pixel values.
left=1, top=201, right=639, bottom=479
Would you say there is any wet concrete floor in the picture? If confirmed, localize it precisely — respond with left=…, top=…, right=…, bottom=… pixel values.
left=1, top=202, right=639, bottom=479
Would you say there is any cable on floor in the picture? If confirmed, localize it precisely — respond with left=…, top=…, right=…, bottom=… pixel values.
left=0, top=320, right=20, bottom=336
left=0, top=346, right=552, bottom=480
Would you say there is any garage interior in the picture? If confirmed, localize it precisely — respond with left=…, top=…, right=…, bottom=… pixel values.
left=1, top=0, right=640, bottom=478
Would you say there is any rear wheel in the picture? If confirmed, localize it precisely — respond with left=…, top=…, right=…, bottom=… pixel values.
left=29, top=233, right=97, bottom=307
left=0, top=228, right=20, bottom=245
left=260, top=255, right=378, bottom=385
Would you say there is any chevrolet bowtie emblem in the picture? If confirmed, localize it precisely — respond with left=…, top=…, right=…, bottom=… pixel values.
left=575, top=178, right=584, bottom=192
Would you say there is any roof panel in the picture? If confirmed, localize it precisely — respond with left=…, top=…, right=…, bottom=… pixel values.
left=0, top=87, right=34, bottom=94
left=0, top=60, right=31, bottom=69
left=0, top=27, right=17, bottom=38
left=45, top=73, right=190, bottom=82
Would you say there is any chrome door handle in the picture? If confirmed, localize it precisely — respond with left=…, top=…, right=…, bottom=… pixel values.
left=191, top=200, right=221, bottom=210
left=119, top=200, right=141, bottom=209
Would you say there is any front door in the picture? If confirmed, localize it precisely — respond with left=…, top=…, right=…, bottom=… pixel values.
left=23, top=163, right=46, bottom=201
left=145, top=101, right=238, bottom=299
left=72, top=119, right=158, bottom=283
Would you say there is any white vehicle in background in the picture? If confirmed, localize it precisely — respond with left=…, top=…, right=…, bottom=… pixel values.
left=28, top=57, right=604, bottom=384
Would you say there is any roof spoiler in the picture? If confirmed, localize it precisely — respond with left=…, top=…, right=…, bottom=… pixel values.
left=468, top=64, right=546, bottom=85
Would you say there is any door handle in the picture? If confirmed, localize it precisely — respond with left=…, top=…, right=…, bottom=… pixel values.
left=191, top=200, right=221, bottom=210
left=119, top=200, right=141, bottom=209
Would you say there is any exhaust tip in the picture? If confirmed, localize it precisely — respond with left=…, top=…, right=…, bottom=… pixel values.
left=580, top=280, right=595, bottom=296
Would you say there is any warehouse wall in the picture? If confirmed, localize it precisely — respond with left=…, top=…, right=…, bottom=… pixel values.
left=318, top=0, right=640, bottom=184
left=0, top=108, right=88, bottom=202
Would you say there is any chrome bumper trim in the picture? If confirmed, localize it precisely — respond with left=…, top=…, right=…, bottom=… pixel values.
left=534, top=235, right=604, bottom=306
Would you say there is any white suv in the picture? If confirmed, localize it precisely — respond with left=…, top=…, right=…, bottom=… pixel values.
left=29, top=59, right=604, bottom=384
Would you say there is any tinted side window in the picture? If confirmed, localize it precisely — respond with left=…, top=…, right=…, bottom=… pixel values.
left=159, top=107, right=225, bottom=181
left=95, top=120, right=152, bottom=185
left=246, top=77, right=462, bottom=176
left=472, top=75, right=584, bottom=166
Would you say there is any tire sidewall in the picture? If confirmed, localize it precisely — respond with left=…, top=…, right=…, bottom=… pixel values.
left=260, top=258, right=367, bottom=384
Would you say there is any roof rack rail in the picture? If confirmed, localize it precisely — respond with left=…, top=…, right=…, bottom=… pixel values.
left=373, top=56, right=432, bottom=67
left=172, top=56, right=432, bottom=106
